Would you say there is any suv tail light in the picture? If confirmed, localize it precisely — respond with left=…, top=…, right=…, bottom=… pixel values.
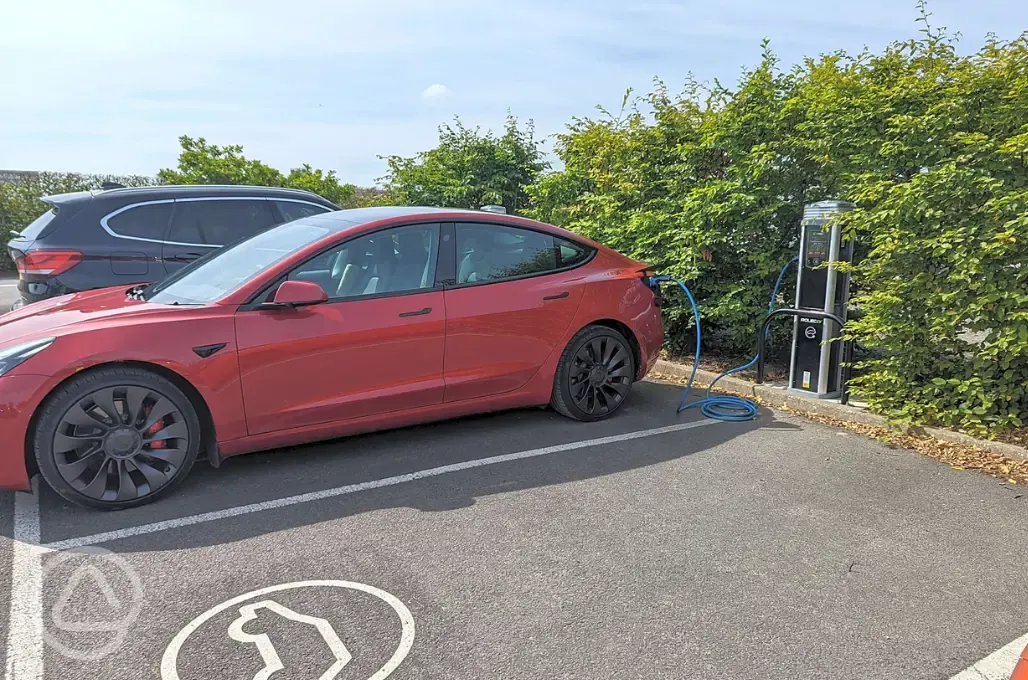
left=15, top=250, right=82, bottom=277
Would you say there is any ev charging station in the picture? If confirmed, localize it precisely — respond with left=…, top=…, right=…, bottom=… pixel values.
left=788, top=200, right=855, bottom=399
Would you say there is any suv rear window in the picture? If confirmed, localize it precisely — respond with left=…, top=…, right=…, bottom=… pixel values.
left=106, top=202, right=174, bottom=241
left=275, top=200, right=330, bottom=222
left=18, top=208, right=58, bottom=240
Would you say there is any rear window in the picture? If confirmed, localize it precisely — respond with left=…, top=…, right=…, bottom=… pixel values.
left=275, top=200, right=330, bottom=222
left=17, top=208, right=57, bottom=240
left=106, top=202, right=174, bottom=241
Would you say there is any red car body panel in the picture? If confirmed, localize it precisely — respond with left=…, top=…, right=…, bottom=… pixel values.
left=235, top=289, right=447, bottom=435
left=1013, top=642, right=1028, bottom=680
left=0, top=209, right=664, bottom=491
left=441, top=271, right=584, bottom=402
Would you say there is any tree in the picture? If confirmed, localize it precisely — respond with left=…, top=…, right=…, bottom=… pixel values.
left=380, top=115, right=547, bottom=213
left=158, top=136, right=357, bottom=207
left=158, top=136, right=284, bottom=186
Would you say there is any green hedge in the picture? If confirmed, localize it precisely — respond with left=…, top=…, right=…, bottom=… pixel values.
left=530, top=23, right=1028, bottom=435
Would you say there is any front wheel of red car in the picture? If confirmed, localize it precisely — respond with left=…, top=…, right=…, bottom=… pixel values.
left=34, top=367, right=201, bottom=510
left=551, top=325, right=636, bottom=422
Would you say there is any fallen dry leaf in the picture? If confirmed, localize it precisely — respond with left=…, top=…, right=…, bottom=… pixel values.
left=648, top=372, right=1028, bottom=487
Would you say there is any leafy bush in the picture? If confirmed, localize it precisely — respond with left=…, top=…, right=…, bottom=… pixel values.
left=529, top=13, right=1028, bottom=435
left=381, top=115, right=547, bottom=213
left=802, top=23, right=1028, bottom=434
left=529, top=46, right=829, bottom=356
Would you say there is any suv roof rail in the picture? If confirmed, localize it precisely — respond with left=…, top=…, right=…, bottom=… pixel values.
left=101, top=184, right=328, bottom=198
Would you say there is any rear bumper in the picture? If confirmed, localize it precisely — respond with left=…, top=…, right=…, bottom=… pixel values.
left=632, top=302, right=665, bottom=380
left=15, top=278, right=76, bottom=307
left=0, top=374, right=51, bottom=491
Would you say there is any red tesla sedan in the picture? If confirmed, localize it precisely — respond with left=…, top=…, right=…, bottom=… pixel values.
left=0, top=207, right=664, bottom=509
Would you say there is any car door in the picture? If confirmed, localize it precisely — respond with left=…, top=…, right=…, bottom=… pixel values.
left=441, top=222, right=592, bottom=402
left=234, top=222, right=446, bottom=435
left=100, top=200, right=175, bottom=280
left=162, top=198, right=277, bottom=273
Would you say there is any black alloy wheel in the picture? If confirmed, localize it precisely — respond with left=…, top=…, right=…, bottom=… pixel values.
left=35, top=367, right=200, bottom=509
left=551, top=325, right=636, bottom=421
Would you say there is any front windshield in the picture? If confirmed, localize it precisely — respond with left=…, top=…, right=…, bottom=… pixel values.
left=145, top=220, right=333, bottom=305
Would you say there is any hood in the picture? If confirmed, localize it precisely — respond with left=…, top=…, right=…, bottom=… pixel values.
left=0, top=286, right=175, bottom=347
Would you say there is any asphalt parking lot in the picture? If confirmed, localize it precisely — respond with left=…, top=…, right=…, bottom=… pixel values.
left=2, top=377, right=1028, bottom=680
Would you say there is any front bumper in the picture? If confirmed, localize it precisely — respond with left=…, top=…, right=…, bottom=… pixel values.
left=0, top=374, right=52, bottom=490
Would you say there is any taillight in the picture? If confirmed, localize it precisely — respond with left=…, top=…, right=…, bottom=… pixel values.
left=15, top=250, right=82, bottom=277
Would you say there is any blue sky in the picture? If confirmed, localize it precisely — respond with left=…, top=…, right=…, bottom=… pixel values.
left=1, top=0, right=1026, bottom=186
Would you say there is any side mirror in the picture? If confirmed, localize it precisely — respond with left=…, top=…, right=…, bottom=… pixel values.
left=268, top=280, right=328, bottom=308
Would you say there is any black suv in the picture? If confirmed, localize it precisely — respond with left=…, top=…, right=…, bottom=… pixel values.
left=7, top=184, right=338, bottom=308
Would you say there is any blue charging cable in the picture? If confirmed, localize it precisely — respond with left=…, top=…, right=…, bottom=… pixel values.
left=649, top=257, right=798, bottom=422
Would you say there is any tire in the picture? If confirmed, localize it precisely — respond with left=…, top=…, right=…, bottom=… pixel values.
left=550, top=325, right=636, bottom=422
left=33, top=366, right=201, bottom=510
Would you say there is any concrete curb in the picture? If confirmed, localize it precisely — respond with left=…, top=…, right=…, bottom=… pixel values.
left=652, top=359, right=1028, bottom=463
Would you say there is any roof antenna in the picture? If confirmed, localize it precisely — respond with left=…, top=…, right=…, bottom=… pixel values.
left=480, top=204, right=506, bottom=214
left=101, top=181, right=126, bottom=190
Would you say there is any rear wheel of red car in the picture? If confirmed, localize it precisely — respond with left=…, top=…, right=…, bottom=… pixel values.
left=551, top=325, right=636, bottom=422
left=34, top=367, right=201, bottom=510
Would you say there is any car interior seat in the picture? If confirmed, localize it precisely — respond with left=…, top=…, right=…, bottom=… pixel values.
left=392, top=230, right=429, bottom=292
left=458, top=230, right=500, bottom=284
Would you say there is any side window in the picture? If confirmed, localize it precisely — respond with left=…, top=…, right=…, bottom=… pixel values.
left=455, top=223, right=558, bottom=284
left=105, top=202, right=174, bottom=240
left=274, top=201, right=330, bottom=223
left=557, top=238, right=591, bottom=267
left=169, top=200, right=277, bottom=247
left=289, top=223, right=440, bottom=299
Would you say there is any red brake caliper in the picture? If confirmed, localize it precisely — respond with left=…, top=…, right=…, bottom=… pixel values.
left=145, top=406, right=166, bottom=449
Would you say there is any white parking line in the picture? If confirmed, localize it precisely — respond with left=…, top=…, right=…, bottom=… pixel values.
left=7, top=416, right=1028, bottom=678
left=949, top=631, right=1028, bottom=679
left=4, top=479, right=46, bottom=680
left=46, top=419, right=721, bottom=551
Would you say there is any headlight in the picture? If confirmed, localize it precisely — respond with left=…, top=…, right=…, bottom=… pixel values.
left=0, top=337, right=55, bottom=377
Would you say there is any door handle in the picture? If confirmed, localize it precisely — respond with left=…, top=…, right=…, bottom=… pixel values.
left=399, top=307, right=432, bottom=317
left=176, top=252, right=203, bottom=262
left=543, top=291, right=569, bottom=301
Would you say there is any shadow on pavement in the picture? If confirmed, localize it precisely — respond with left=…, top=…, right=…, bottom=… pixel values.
left=15, top=381, right=799, bottom=551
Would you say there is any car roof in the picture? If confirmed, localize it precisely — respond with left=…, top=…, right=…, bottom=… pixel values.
left=93, top=184, right=335, bottom=202
left=305, top=205, right=601, bottom=242
left=314, top=206, right=494, bottom=225
left=39, top=184, right=336, bottom=207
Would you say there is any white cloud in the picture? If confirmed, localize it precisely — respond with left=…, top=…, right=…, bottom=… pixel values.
left=422, top=84, right=451, bottom=101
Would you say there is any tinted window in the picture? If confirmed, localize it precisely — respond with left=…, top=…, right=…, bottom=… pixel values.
left=455, top=224, right=558, bottom=284
left=289, top=223, right=440, bottom=299
left=168, top=200, right=276, bottom=247
left=106, top=202, right=173, bottom=240
left=558, top=239, right=591, bottom=267
left=275, top=200, right=330, bottom=222
left=18, top=208, right=57, bottom=240
left=146, top=220, right=332, bottom=305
